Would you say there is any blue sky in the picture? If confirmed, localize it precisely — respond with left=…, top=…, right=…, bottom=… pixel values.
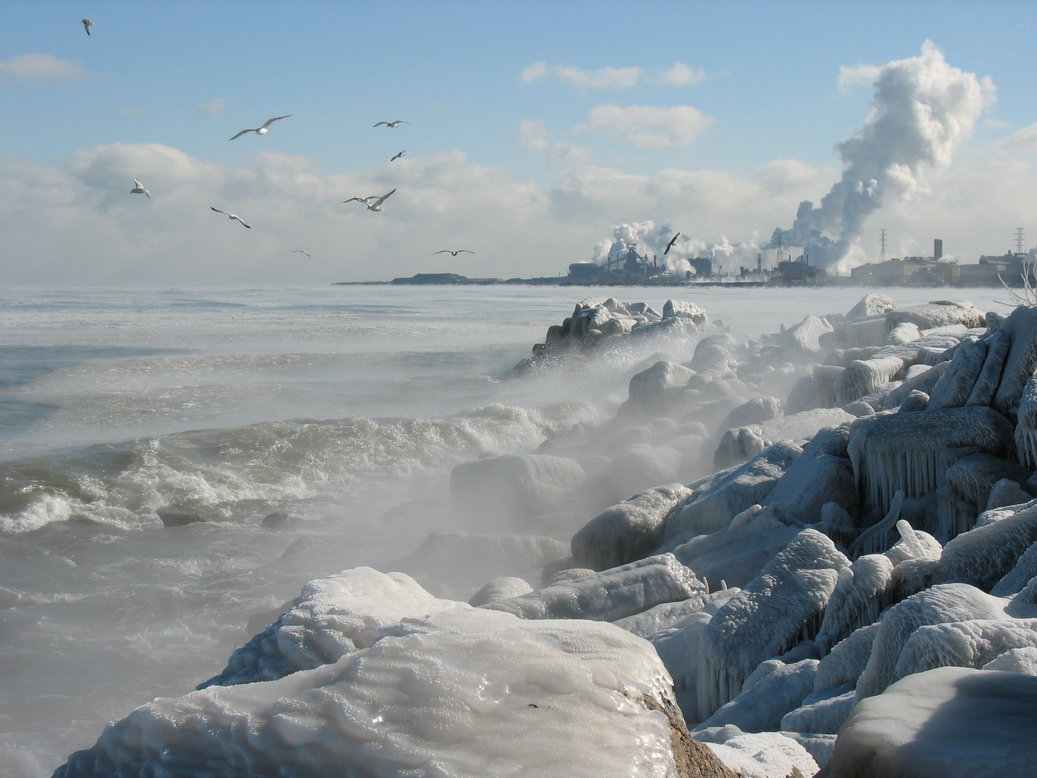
left=1, top=1, right=1035, bottom=285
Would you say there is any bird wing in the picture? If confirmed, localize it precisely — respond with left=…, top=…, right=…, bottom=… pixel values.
left=458, top=249, right=474, bottom=254
left=233, top=216, right=251, bottom=228
left=210, top=206, right=227, bottom=215
left=261, top=115, right=292, bottom=129
left=133, top=179, right=143, bottom=187
left=373, top=122, right=388, bottom=127
left=434, top=250, right=449, bottom=254
left=377, top=188, right=397, bottom=203
left=229, top=128, right=255, bottom=140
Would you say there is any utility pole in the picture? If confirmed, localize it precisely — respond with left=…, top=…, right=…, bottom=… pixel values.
left=879, top=229, right=887, bottom=262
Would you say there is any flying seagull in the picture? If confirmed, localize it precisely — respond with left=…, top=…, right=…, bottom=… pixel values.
left=130, top=179, right=150, bottom=198
left=291, top=249, right=311, bottom=257
left=229, top=114, right=292, bottom=140
left=210, top=206, right=251, bottom=229
left=344, top=188, right=396, bottom=212
left=390, top=150, right=405, bottom=162
left=664, top=232, right=681, bottom=255
left=434, top=249, right=475, bottom=256
left=373, top=120, right=408, bottom=128
left=82, top=18, right=94, bottom=35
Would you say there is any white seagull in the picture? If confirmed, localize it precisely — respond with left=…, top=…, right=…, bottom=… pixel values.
left=82, top=19, right=94, bottom=35
left=373, top=120, right=408, bottom=128
left=390, top=150, right=406, bottom=162
left=130, top=179, right=150, bottom=198
left=343, top=188, right=396, bottom=212
left=434, top=249, right=475, bottom=256
left=229, top=114, right=292, bottom=141
left=210, top=206, right=251, bottom=229
left=291, top=249, right=311, bottom=257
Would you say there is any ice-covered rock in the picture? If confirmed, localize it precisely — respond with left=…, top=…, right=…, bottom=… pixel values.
left=814, top=623, right=880, bottom=691
left=992, top=304, right=1037, bottom=421
left=982, top=645, right=1037, bottom=675
left=895, top=617, right=1037, bottom=679
left=616, top=589, right=738, bottom=639
left=992, top=539, right=1037, bottom=596
left=198, top=567, right=467, bottom=688
left=831, top=667, right=1037, bottom=778
left=933, top=500, right=1037, bottom=590
left=780, top=686, right=855, bottom=735
left=1014, top=374, right=1037, bottom=468
left=468, top=576, right=533, bottom=606
left=936, top=453, right=1030, bottom=538
left=482, top=552, right=705, bottom=622
left=926, top=334, right=987, bottom=409
left=845, top=293, right=896, bottom=321
left=625, top=360, right=696, bottom=416
left=666, top=441, right=801, bottom=542
left=847, top=406, right=1015, bottom=522
left=854, top=583, right=1008, bottom=699
left=694, top=725, right=820, bottom=778
left=694, top=658, right=818, bottom=733
left=663, top=299, right=708, bottom=323
left=449, top=453, right=588, bottom=521
left=58, top=607, right=710, bottom=778
left=713, top=407, right=855, bottom=469
left=782, top=314, right=834, bottom=358
left=698, top=529, right=849, bottom=718
left=571, top=483, right=692, bottom=571
left=885, top=299, right=985, bottom=331
left=762, top=424, right=858, bottom=526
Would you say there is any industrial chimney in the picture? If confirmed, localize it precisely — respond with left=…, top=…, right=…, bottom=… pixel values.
left=934, top=238, right=943, bottom=261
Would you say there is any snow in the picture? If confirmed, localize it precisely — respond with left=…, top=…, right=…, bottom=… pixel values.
left=831, top=666, right=1037, bottom=778
left=694, top=725, right=820, bottom=778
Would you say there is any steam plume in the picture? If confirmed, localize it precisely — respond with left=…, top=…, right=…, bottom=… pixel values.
left=769, top=41, right=991, bottom=273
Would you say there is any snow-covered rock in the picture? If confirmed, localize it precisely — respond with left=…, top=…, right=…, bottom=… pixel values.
left=58, top=606, right=712, bottom=778
left=571, top=483, right=692, bottom=571
left=831, top=666, right=1037, bottom=778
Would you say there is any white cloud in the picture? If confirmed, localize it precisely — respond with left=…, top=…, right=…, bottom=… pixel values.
left=518, top=120, right=591, bottom=168
left=838, top=63, right=882, bottom=92
left=998, top=121, right=1037, bottom=154
left=0, top=53, right=84, bottom=82
left=578, top=104, right=713, bottom=148
left=198, top=97, right=227, bottom=117
left=653, top=63, right=708, bottom=87
left=520, top=61, right=706, bottom=91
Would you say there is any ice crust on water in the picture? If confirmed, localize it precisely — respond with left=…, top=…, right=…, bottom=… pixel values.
left=60, top=292, right=1037, bottom=778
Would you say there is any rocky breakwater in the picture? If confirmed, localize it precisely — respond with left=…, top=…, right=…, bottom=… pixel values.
left=57, top=295, right=1037, bottom=778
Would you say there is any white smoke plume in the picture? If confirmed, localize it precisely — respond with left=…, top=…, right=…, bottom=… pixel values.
left=769, top=41, right=992, bottom=273
left=590, top=221, right=773, bottom=277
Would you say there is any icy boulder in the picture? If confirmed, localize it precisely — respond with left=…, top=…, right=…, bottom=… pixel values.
left=468, top=576, right=533, bottom=606
left=625, top=360, right=696, bottom=416
left=933, top=500, right=1037, bottom=590
left=845, top=293, right=896, bottom=321
left=198, top=567, right=467, bottom=688
left=57, top=607, right=720, bottom=778
left=885, top=299, right=985, bottom=331
left=571, top=483, right=692, bottom=571
left=992, top=303, right=1037, bottom=421
left=713, top=407, right=855, bottom=469
left=694, top=725, right=820, bottom=778
left=830, top=666, right=1037, bottom=778
left=762, top=424, right=858, bottom=526
left=698, top=529, right=849, bottom=718
left=662, top=298, right=707, bottom=323
left=782, top=314, right=835, bottom=358
left=449, top=453, right=587, bottom=521
left=847, top=406, right=1015, bottom=521
left=694, top=658, right=819, bottom=733
left=895, top=617, right=1037, bottom=679
left=854, top=583, right=1008, bottom=699
left=666, top=441, right=801, bottom=542
left=482, top=552, right=706, bottom=622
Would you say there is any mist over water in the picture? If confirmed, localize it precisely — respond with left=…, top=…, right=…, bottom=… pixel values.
left=0, top=283, right=1006, bottom=776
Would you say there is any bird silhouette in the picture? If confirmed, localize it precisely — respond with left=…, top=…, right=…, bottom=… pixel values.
left=229, top=115, right=292, bottom=140
left=434, top=249, right=475, bottom=256
left=82, top=19, right=94, bottom=35
left=390, top=150, right=406, bottom=161
left=130, top=179, right=150, bottom=198
left=374, top=120, right=409, bottom=128
left=664, top=232, right=681, bottom=255
left=343, top=189, right=396, bottom=212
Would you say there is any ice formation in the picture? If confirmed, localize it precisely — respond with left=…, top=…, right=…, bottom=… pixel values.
left=831, top=667, right=1037, bottom=778
left=60, top=291, right=1037, bottom=777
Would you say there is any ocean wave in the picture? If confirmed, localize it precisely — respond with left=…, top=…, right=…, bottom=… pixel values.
left=0, top=400, right=602, bottom=535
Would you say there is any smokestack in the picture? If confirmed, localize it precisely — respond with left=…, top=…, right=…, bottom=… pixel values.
left=934, top=238, right=943, bottom=260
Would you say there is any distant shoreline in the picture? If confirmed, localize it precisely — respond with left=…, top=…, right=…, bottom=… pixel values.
left=332, top=272, right=1014, bottom=289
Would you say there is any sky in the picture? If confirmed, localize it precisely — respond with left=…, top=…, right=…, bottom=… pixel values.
left=1, top=0, right=1035, bottom=286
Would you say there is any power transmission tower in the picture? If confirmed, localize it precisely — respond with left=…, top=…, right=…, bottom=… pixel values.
left=1016, top=227, right=1026, bottom=255
left=879, top=229, right=887, bottom=262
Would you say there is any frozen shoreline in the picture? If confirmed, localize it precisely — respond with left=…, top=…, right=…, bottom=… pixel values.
left=52, top=292, right=1037, bottom=777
